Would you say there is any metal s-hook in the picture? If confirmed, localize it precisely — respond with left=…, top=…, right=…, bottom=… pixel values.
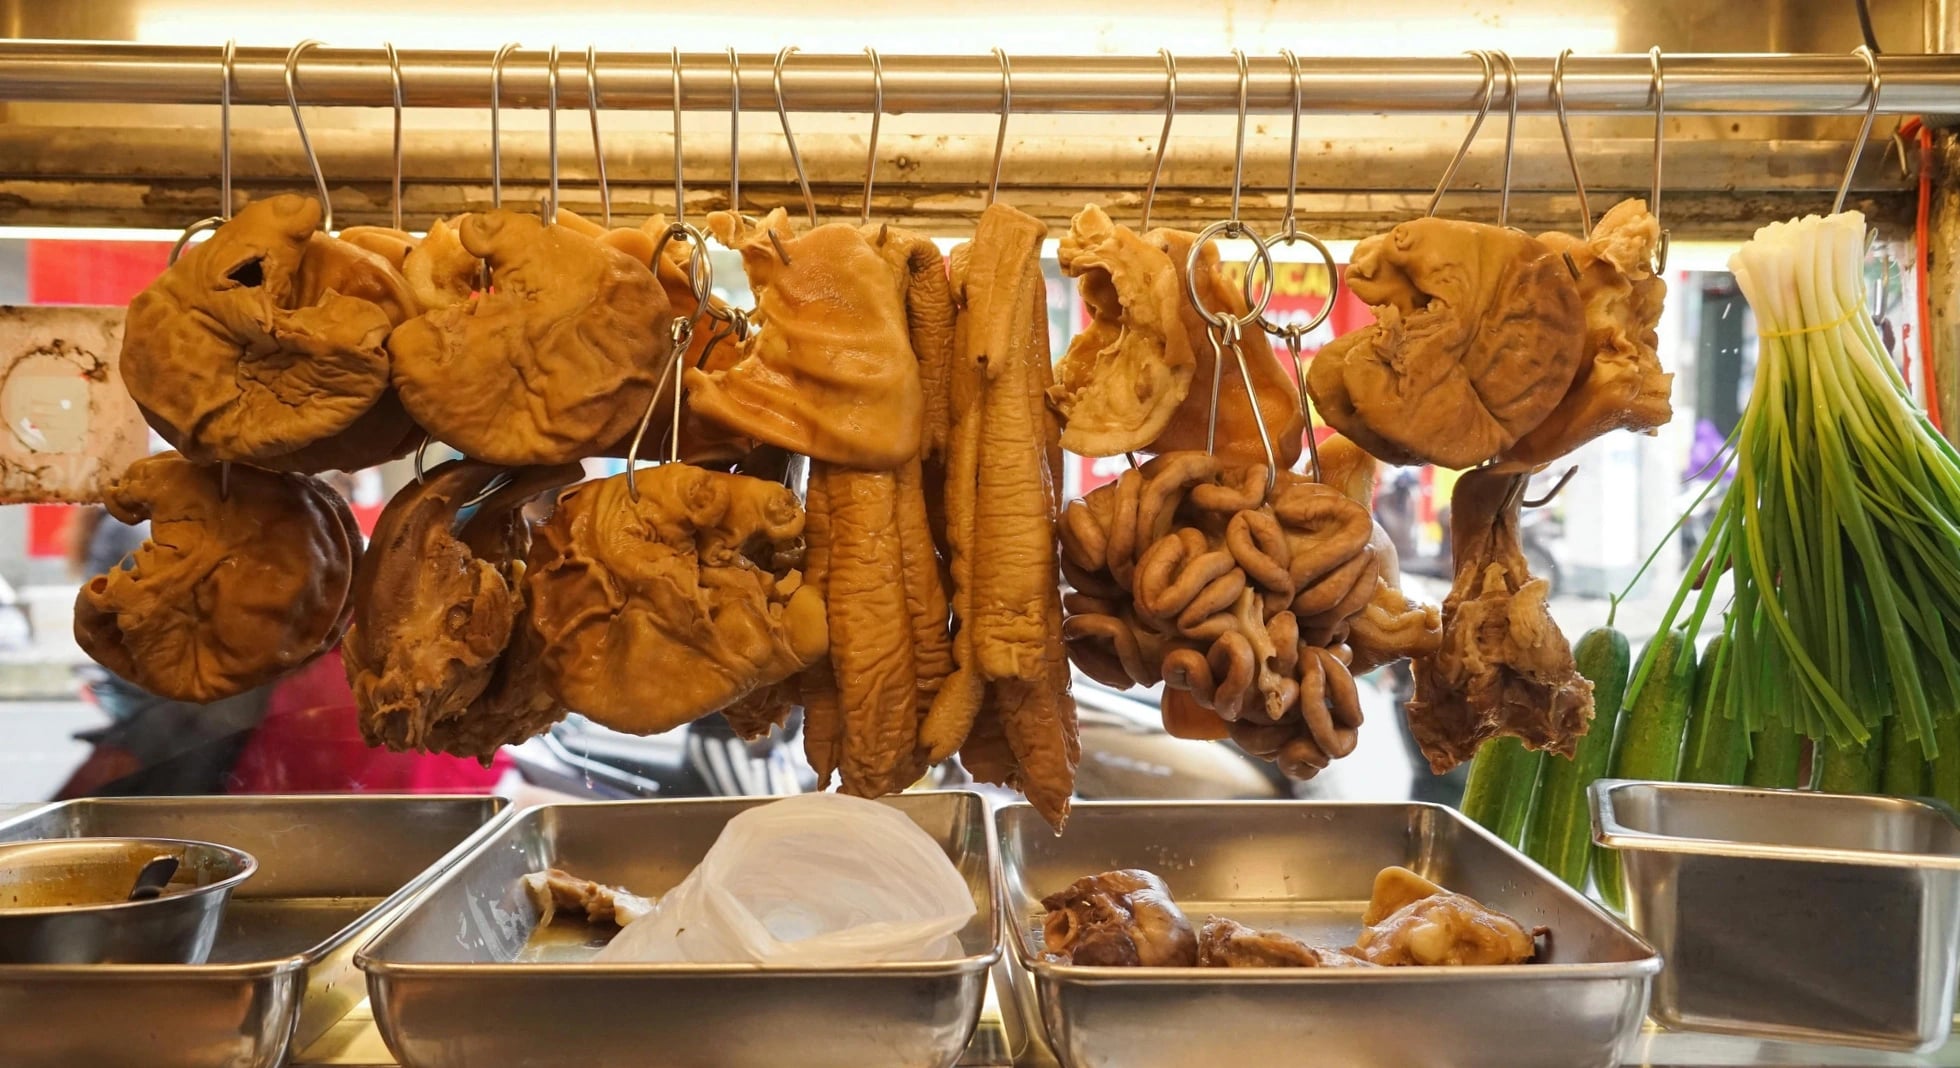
left=859, top=48, right=884, bottom=227
left=773, top=47, right=817, bottom=227
left=545, top=45, right=561, bottom=224
left=586, top=47, right=610, bottom=227
left=726, top=47, right=741, bottom=216
left=1279, top=48, right=1302, bottom=239
left=1523, top=465, right=1580, bottom=509
left=1141, top=48, right=1176, bottom=231
left=384, top=42, right=404, bottom=231
left=169, top=38, right=234, bottom=266
left=1427, top=50, right=1495, bottom=218
left=1228, top=49, right=1250, bottom=224
left=1835, top=46, right=1883, bottom=214
left=1490, top=50, right=1519, bottom=227
left=283, top=40, right=332, bottom=232
left=987, top=47, right=1012, bottom=208
left=1649, top=47, right=1669, bottom=272
left=1551, top=48, right=1591, bottom=238
left=490, top=43, right=519, bottom=209
left=625, top=223, right=715, bottom=502
left=671, top=47, right=688, bottom=224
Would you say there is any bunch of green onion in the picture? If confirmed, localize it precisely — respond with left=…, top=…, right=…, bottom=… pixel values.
left=1638, top=211, right=1960, bottom=755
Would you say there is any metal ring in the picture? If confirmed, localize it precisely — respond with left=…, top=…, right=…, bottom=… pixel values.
left=587, top=47, right=611, bottom=228
left=988, top=47, right=1012, bottom=208
left=283, top=40, right=332, bottom=232
left=726, top=47, right=740, bottom=216
left=1835, top=46, right=1883, bottom=214
left=774, top=47, right=817, bottom=227
left=545, top=45, right=561, bottom=224
left=1426, top=50, right=1495, bottom=218
left=1141, top=48, right=1176, bottom=231
left=651, top=221, right=716, bottom=321
left=490, top=43, right=519, bottom=209
left=1248, top=229, right=1339, bottom=337
left=383, top=42, right=404, bottom=231
left=860, top=47, right=883, bottom=227
left=1184, top=218, right=1273, bottom=331
left=1551, top=49, right=1591, bottom=238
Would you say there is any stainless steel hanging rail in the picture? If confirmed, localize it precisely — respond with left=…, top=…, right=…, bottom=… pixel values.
left=2, top=43, right=1958, bottom=116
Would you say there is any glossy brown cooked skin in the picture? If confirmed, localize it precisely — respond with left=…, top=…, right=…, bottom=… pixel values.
left=1349, top=866, right=1536, bottom=966
left=1309, top=218, right=1586, bottom=469
left=1049, top=204, right=1196, bottom=456
left=526, top=464, right=828, bottom=735
left=1042, top=869, right=1197, bottom=967
left=683, top=218, right=924, bottom=469
left=344, top=459, right=580, bottom=760
left=1408, top=468, right=1594, bottom=772
left=121, top=195, right=409, bottom=472
left=389, top=211, right=671, bottom=466
left=1196, top=916, right=1377, bottom=968
left=74, top=453, right=357, bottom=702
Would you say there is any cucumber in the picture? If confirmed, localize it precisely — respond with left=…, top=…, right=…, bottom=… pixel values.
left=1596, top=628, right=1696, bottom=912
left=1815, top=726, right=1884, bottom=794
left=1461, top=738, right=1542, bottom=845
left=1522, top=625, right=1631, bottom=891
left=1745, top=719, right=1804, bottom=789
left=1680, top=635, right=1747, bottom=785
left=1881, top=715, right=1925, bottom=797
left=1931, top=717, right=1960, bottom=811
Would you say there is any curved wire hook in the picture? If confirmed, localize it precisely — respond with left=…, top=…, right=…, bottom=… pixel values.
left=169, top=39, right=235, bottom=265
left=774, top=47, right=817, bottom=227
left=1426, top=50, right=1495, bottom=218
left=859, top=48, right=884, bottom=227
left=988, top=47, right=1012, bottom=208
left=1228, top=49, right=1250, bottom=224
left=586, top=47, right=611, bottom=228
left=1490, top=50, right=1519, bottom=227
left=1141, top=48, right=1177, bottom=231
left=1551, top=49, right=1591, bottom=238
left=1279, top=48, right=1302, bottom=238
left=1650, top=47, right=1669, bottom=272
left=545, top=45, right=561, bottom=224
left=490, top=43, right=519, bottom=209
left=283, top=40, right=332, bottom=232
left=671, top=47, right=687, bottom=225
left=1835, top=46, right=1883, bottom=214
left=1523, top=465, right=1580, bottom=508
left=726, top=47, right=741, bottom=216
left=383, top=42, right=404, bottom=231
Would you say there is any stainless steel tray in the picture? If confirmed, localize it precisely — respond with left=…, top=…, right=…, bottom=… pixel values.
left=1593, top=779, right=1960, bottom=1053
left=997, top=800, right=1660, bottom=1068
left=0, top=794, right=509, bottom=1068
left=357, top=792, right=999, bottom=1068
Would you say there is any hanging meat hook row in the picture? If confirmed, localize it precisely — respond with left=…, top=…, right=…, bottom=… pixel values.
left=384, top=42, right=404, bottom=231
left=774, top=46, right=818, bottom=228
left=545, top=45, right=561, bottom=224
left=168, top=37, right=234, bottom=266
left=1490, top=50, right=1520, bottom=228
left=1551, top=48, right=1591, bottom=238
left=859, top=47, right=884, bottom=227
left=1835, top=46, right=1883, bottom=214
left=284, top=39, right=332, bottom=232
left=1649, top=47, right=1669, bottom=273
left=489, top=43, right=519, bottom=210
left=587, top=47, right=611, bottom=228
left=1140, top=48, right=1176, bottom=231
left=988, top=47, right=1012, bottom=208
left=1248, top=47, right=1336, bottom=483
left=1522, top=465, right=1580, bottom=509
left=1426, top=50, right=1495, bottom=218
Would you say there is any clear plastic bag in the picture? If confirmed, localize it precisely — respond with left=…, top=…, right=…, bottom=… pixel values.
left=595, top=792, right=975, bottom=966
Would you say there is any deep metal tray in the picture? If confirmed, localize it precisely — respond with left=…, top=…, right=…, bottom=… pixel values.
left=997, top=800, right=1660, bottom=1068
left=0, top=794, right=508, bottom=1068
left=1593, top=779, right=1960, bottom=1053
left=357, top=792, right=999, bottom=1068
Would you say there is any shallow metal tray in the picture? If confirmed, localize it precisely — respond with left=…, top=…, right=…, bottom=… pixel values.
left=1593, top=779, right=1960, bottom=1053
left=357, top=792, right=999, bottom=1068
left=0, top=794, right=508, bottom=1068
left=997, top=800, right=1660, bottom=1068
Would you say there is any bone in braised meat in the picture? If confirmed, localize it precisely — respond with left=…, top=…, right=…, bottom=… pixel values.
left=1042, top=869, right=1197, bottom=967
left=1141, top=228, right=1306, bottom=469
left=521, top=869, right=654, bottom=928
left=1504, top=198, right=1672, bottom=465
left=1307, top=218, right=1586, bottom=469
left=388, top=210, right=672, bottom=466
left=1408, top=467, right=1595, bottom=772
left=344, top=459, right=580, bottom=760
left=75, top=452, right=358, bottom=703
left=1197, top=916, right=1377, bottom=968
left=1048, top=204, right=1196, bottom=456
left=683, top=216, right=924, bottom=469
left=1348, top=866, right=1536, bottom=966
left=526, top=463, right=827, bottom=735
left=120, top=195, right=420, bottom=474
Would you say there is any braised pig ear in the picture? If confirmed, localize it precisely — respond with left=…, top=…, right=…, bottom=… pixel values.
left=1048, top=204, right=1197, bottom=457
left=74, top=453, right=358, bottom=702
left=683, top=223, right=924, bottom=469
left=388, top=210, right=673, bottom=466
left=121, top=194, right=400, bottom=472
left=1504, top=199, right=1672, bottom=465
left=526, top=464, right=828, bottom=736
left=1140, top=228, right=1305, bottom=468
left=402, top=216, right=479, bottom=310
left=1308, top=219, right=1587, bottom=469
